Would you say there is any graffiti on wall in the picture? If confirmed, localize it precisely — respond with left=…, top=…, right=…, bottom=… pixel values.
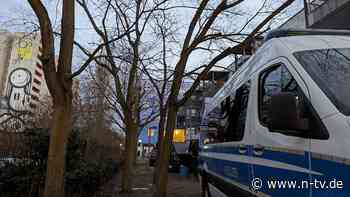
left=6, top=68, right=32, bottom=112
left=0, top=68, right=32, bottom=131
left=14, top=36, right=33, bottom=63
left=0, top=36, right=34, bottom=131
left=0, top=33, right=43, bottom=132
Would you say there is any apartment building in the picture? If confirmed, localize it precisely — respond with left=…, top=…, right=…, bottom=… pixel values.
left=0, top=31, right=49, bottom=131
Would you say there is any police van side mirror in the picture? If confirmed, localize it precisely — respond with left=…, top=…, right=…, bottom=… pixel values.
left=267, top=92, right=309, bottom=136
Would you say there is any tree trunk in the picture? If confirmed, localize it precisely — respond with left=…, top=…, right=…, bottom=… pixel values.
left=157, top=108, right=166, bottom=148
left=132, top=133, right=139, bottom=166
left=44, top=97, right=72, bottom=197
left=28, top=0, right=75, bottom=196
left=121, top=120, right=138, bottom=192
left=153, top=107, right=166, bottom=184
left=154, top=104, right=177, bottom=197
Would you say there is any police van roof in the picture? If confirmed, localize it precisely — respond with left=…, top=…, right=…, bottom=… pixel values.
left=265, top=29, right=350, bottom=42
left=205, top=30, right=350, bottom=117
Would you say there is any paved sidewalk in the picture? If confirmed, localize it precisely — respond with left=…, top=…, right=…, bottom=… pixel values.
left=167, top=174, right=201, bottom=197
left=114, top=160, right=201, bottom=197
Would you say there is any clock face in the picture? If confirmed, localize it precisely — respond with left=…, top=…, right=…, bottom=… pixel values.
left=9, top=68, right=31, bottom=88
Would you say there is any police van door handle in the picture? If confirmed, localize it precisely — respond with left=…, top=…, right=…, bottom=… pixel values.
left=253, top=145, right=264, bottom=156
left=238, top=145, right=248, bottom=154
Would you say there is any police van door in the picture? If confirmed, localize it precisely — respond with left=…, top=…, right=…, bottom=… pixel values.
left=206, top=81, right=254, bottom=196
left=250, top=58, right=312, bottom=197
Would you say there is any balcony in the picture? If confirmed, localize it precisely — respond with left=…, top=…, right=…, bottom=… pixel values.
left=305, top=0, right=350, bottom=29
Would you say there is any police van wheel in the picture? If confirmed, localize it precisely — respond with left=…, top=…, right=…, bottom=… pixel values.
left=201, top=172, right=211, bottom=197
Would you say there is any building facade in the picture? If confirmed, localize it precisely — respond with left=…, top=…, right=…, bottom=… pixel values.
left=176, top=71, right=229, bottom=142
left=0, top=32, right=49, bottom=131
left=281, top=0, right=350, bottom=29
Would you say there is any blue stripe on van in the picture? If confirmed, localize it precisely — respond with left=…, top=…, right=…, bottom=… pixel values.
left=252, top=148, right=310, bottom=197
left=200, top=146, right=350, bottom=197
left=310, top=153, right=349, bottom=197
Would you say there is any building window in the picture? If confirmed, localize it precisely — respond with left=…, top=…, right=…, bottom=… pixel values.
left=186, top=108, right=197, bottom=117
left=191, top=109, right=197, bottom=117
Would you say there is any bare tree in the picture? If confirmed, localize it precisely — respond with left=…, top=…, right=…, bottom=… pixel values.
left=136, top=8, right=177, bottom=185
left=25, top=0, right=296, bottom=196
left=151, top=0, right=296, bottom=196
left=73, top=0, right=169, bottom=192
left=27, top=0, right=75, bottom=197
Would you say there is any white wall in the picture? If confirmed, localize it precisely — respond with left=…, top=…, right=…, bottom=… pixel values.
left=0, top=32, right=50, bottom=131
left=279, top=10, right=307, bottom=29
left=0, top=32, right=14, bottom=96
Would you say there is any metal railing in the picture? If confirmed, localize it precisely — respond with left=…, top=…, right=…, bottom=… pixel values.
left=304, top=0, right=328, bottom=27
left=305, top=0, right=328, bottom=13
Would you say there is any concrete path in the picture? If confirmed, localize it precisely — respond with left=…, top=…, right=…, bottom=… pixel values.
left=100, top=159, right=201, bottom=197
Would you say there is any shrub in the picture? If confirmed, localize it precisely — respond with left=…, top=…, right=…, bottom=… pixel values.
left=0, top=128, right=119, bottom=196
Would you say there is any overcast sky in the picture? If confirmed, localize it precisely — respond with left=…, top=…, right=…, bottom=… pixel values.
left=0, top=0, right=303, bottom=40
left=0, top=0, right=304, bottom=72
left=0, top=0, right=304, bottom=131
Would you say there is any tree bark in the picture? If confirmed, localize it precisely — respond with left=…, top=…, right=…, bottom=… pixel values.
left=28, top=0, right=75, bottom=197
left=132, top=131, right=139, bottom=166
left=121, top=118, right=138, bottom=192
left=44, top=97, right=72, bottom=197
left=154, top=104, right=177, bottom=197
left=153, top=107, right=166, bottom=184
left=157, top=107, right=166, bottom=148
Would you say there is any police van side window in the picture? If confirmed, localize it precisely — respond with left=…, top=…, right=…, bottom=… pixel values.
left=258, top=64, right=329, bottom=139
left=259, top=64, right=300, bottom=125
left=203, top=82, right=251, bottom=144
left=224, top=82, right=250, bottom=141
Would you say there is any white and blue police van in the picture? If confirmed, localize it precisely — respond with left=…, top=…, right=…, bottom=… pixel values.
left=198, top=29, right=350, bottom=197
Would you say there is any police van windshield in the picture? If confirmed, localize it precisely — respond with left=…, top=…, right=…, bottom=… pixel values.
left=294, top=48, right=350, bottom=116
